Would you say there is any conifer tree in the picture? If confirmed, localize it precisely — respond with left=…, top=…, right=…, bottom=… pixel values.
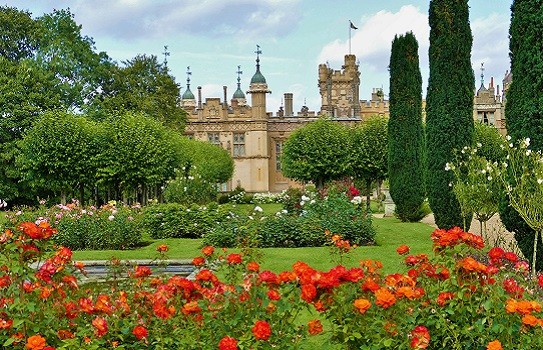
left=499, top=0, right=543, bottom=270
left=426, top=0, right=475, bottom=229
left=388, top=32, right=425, bottom=222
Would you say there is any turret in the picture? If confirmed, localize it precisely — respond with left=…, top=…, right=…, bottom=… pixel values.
left=247, top=45, right=271, bottom=120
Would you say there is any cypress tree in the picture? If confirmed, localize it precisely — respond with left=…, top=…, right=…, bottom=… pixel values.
left=499, top=0, right=543, bottom=270
left=426, top=0, right=475, bottom=229
left=388, top=32, right=425, bottom=222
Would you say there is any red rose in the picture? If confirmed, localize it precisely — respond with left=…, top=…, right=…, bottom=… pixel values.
left=252, top=320, right=271, bottom=340
left=308, top=319, right=323, bottom=335
left=396, top=245, right=410, bottom=255
left=132, top=325, right=148, bottom=340
left=218, top=336, right=238, bottom=350
left=227, top=253, right=242, bottom=264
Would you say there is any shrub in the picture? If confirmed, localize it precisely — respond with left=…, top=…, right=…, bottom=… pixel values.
left=304, top=188, right=376, bottom=246
left=141, top=202, right=229, bottom=239
left=4, top=202, right=143, bottom=250
left=163, top=173, right=218, bottom=205
left=257, top=215, right=325, bottom=248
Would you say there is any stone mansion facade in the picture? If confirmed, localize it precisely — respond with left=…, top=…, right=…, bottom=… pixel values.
left=182, top=51, right=508, bottom=193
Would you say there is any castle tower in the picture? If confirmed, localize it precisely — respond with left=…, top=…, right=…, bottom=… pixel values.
left=318, top=54, right=360, bottom=117
left=248, top=45, right=271, bottom=120
left=181, top=66, right=196, bottom=109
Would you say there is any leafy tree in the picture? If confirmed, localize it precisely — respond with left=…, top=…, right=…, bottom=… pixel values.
left=35, top=9, right=113, bottom=112
left=164, top=137, right=234, bottom=204
left=92, top=54, right=186, bottom=132
left=426, top=0, right=475, bottom=229
left=17, top=111, right=102, bottom=204
left=388, top=32, right=425, bottom=222
left=351, top=116, right=389, bottom=210
left=0, top=6, right=40, bottom=61
left=96, top=112, right=181, bottom=203
left=180, top=138, right=234, bottom=183
left=0, top=58, right=62, bottom=204
left=282, top=118, right=351, bottom=189
left=499, top=0, right=543, bottom=271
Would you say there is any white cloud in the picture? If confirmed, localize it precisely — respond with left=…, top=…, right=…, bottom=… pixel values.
left=471, top=13, right=510, bottom=87
left=318, top=5, right=430, bottom=73
left=71, top=0, right=302, bottom=40
left=318, top=5, right=510, bottom=97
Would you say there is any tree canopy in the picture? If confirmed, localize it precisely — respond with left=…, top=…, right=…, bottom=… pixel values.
left=282, top=118, right=352, bottom=189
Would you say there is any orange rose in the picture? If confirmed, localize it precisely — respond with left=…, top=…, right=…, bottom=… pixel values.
left=375, top=287, right=396, bottom=309
left=487, top=340, right=503, bottom=350
left=522, top=314, right=539, bottom=327
left=308, top=319, right=323, bottom=335
left=92, top=316, right=108, bottom=337
left=353, top=298, right=371, bottom=314
left=26, top=334, right=47, bottom=350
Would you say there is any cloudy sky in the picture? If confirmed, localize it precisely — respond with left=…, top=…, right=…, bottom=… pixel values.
left=5, top=0, right=512, bottom=113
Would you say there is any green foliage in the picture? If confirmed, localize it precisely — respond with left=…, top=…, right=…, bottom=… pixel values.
left=303, top=188, right=376, bottom=246
left=91, top=54, right=186, bottom=131
left=493, top=138, right=543, bottom=272
left=17, top=111, right=102, bottom=202
left=163, top=174, right=218, bottom=205
left=205, top=187, right=375, bottom=249
left=473, top=122, right=507, bottom=162
left=351, top=116, right=389, bottom=187
left=499, top=0, right=543, bottom=271
left=97, top=112, right=182, bottom=194
left=257, top=215, right=325, bottom=248
left=35, top=8, right=112, bottom=112
left=281, top=118, right=352, bottom=189
left=54, top=205, right=142, bottom=250
left=426, top=0, right=475, bottom=229
left=448, top=146, right=502, bottom=236
left=388, top=32, right=425, bottom=222
left=178, top=137, right=234, bottom=184
left=281, top=187, right=304, bottom=215
left=141, top=203, right=229, bottom=239
left=0, top=6, right=40, bottom=61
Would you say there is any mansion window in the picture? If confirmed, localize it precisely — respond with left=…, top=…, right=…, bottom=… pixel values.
left=275, top=141, right=283, bottom=171
left=207, top=132, right=220, bottom=145
left=233, top=133, right=245, bottom=157
left=478, top=111, right=495, bottom=126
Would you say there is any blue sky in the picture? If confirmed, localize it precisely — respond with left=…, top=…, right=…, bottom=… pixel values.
left=5, top=0, right=512, bottom=114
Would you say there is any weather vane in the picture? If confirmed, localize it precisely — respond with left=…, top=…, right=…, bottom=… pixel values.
left=163, top=45, right=170, bottom=66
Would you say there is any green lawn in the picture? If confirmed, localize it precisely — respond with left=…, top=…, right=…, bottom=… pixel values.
left=73, top=216, right=434, bottom=275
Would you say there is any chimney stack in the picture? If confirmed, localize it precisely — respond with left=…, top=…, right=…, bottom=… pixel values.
left=223, top=86, right=228, bottom=107
left=197, top=86, right=202, bottom=109
left=284, top=93, right=293, bottom=116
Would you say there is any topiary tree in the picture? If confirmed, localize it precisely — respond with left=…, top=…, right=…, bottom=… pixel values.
left=351, top=115, right=388, bottom=211
left=499, top=0, right=543, bottom=271
left=387, top=32, right=425, bottom=222
left=282, top=118, right=352, bottom=189
left=426, top=0, right=475, bottom=229
left=17, top=111, right=102, bottom=205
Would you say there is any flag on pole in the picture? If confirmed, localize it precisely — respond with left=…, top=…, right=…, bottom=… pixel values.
left=350, top=20, right=358, bottom=30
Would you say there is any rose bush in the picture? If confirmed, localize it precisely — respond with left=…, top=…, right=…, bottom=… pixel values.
left=1, top=221, right=543, bottom=349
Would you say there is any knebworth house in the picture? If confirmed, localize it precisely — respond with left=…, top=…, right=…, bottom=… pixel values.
left=182, top=48, right=509, bottom=193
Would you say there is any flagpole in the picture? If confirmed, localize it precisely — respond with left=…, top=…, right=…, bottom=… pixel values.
left=349, top=22, right=352, bottom=55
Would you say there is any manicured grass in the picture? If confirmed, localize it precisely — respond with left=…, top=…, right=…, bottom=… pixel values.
left=73, top=216, right=434, bottom=275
